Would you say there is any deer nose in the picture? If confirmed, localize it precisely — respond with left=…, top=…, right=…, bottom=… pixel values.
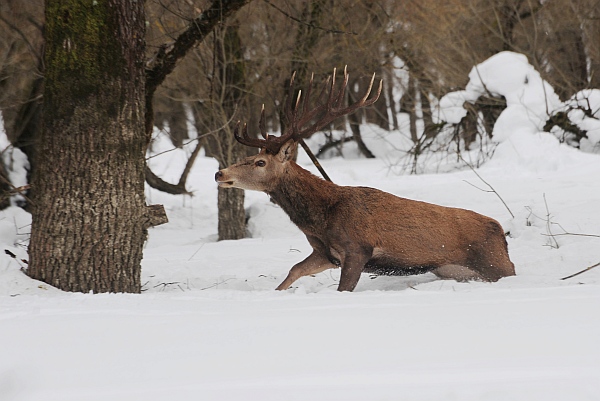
left=215, top=171, right=223, bottom=182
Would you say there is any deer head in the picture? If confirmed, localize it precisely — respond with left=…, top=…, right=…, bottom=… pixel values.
left=215, top=67, right=382, bottom=191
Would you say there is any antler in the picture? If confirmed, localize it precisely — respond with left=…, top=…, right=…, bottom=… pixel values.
left=233, top=105, right=269, bottom=148
left=234, top=66, right=382, bottom=154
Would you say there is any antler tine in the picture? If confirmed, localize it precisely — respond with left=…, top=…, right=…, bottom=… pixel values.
left=326, top=67, right=337, bottom=111
left=296, top=69, right=382, bottom=139
left=283, top=71, right=298, bottom=131
left=233, top=121, right=267, bottom=149
left=302, top=73, right=314, bottom=115
left=307, top=75, right=331, bottom=113
left=294, top=90, right=302, bottom=113
left=285, top=71, right=297, bottom=115
left=292, top=74, right=329, bottom=131
left=333, top=65, right=350, bottom=109
left=259, top=104, right=268, bottom=139
left=232, top=68, right=382, bottom=154
left=359, top=72, right=383, bottom=107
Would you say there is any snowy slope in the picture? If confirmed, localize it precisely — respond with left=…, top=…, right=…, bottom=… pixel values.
left=2, top=52, right=600, bottom=400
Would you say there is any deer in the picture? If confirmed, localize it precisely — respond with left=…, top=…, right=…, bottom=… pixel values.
left=215, top=67, right=516, bottom=292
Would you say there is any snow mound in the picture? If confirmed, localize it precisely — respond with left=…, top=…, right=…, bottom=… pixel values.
left=437, top=51, right=562, bottom=142
left=488, top=132, right=588, bottom=173
left=565, top=89, right=600, bottom=152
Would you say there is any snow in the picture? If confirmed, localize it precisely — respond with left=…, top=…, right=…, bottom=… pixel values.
left=437, top=52, right=569, bottom=143
left=0, top=113, right=29, bottom=206
left=565, top=89, right=600, bottom=152
left=2, top=53, right=600, bottom=400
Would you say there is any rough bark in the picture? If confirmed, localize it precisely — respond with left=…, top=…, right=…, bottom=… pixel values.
left=206, top=24, right=247, bottom=241
left=28, top=0, right=166, bottom=293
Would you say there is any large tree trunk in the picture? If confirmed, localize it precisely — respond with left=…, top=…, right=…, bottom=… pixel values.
left=28, top=0, right=166, bottom=293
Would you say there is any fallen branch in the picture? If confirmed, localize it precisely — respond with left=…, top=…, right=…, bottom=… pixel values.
left=561, top=261, right=600, bottom=280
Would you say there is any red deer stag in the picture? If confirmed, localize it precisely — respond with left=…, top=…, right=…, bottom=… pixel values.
left=215, top=67, right=515, bottom=292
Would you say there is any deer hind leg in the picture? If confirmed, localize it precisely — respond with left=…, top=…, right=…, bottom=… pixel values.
left=275, top=251, right=336, bottom=291
left=432, top=264, right=485, bottom=282
left=337, top=247, right=372, bottom=292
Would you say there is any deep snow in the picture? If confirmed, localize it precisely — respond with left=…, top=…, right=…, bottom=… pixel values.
left=1, top=52, right=600, bottom=400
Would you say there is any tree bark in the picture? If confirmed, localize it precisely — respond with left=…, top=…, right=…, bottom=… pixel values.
left=28, top=0, right=166, bottom=293
left=348, top=84, right=375, bottom=158
left=208, top=24, right=248, bottom=241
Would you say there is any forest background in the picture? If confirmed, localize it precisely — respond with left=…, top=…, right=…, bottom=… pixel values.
left=0, top=0, right=599, bottom=289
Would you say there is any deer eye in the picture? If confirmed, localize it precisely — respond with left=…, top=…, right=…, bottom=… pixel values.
left=255, top=160, right=266, bottom=167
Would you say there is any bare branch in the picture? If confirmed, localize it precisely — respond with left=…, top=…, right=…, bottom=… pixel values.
left=144, top=0, right=252, bottom=193
left=262, top=0, right=357, bottom=35
left=561, top=261, right=600, bottom=280
left=145, top=0, right=252, bottom=100
left=459, top=154, right=514, bottom=218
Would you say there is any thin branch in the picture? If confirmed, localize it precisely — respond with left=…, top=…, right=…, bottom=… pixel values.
left=459, top=154, right=514, bottom=218
left=177, top=139, right=203, bottom=188
left=145, top=0, right=252, bottom=100
left=144, top=0, right=252, bottom=194
left=146, top=113, right=235, bottom=160
left=263, top=0, right=357, bottom=35
left=561, top=261, right=600, bottom=280
left=0, top=14, right=42, bottom=66
left=199, top=277, right=235, bottom=290
left=0, top=173, right=33, bottom=205
left=540, top=232, right=600, bottom=239
left=543, top=193, right=559, bottom=249
left=299, top=139, right=332, bottom=182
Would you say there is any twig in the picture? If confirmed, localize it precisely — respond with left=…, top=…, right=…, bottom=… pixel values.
left=199, top=278, right=235, bottom=290
left=262, top=0, right=357, bottom=35
left=146, top=113, right=236, bottom=160
left=539, top=219, right=600, bottom=239
left=543, top=194, right=559, bottom=249
left=4, top=249, right=27, bottom=271
left=0, top=173, right=33, bottom=205
left=459, top=154, right=514, bottom=218
left=540, top=232, right=600, bottom=239
left=153, top=281, right=182, bottom=291
left=187, top=244, right=205, bottom=261
left=561, top=261, right=600, bottom=280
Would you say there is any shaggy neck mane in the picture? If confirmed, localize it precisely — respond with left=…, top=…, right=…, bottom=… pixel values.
left=267, top=162, right=339, bottom=234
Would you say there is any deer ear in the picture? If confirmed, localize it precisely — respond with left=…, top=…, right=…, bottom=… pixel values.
left=277, top=139, right=297, bottom=162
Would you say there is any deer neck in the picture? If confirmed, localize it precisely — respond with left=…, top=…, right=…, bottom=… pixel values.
left=267, top=162, right=338, bottom=234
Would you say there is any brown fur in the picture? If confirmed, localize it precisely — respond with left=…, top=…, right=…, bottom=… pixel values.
left=215, top=141, right=515, bottom=291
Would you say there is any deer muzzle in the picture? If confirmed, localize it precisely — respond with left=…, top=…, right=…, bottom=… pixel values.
left=214, top=170, right=234, bottom=187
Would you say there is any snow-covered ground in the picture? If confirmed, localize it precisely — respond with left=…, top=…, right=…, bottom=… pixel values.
left=1, top=52, right=600, bottom=400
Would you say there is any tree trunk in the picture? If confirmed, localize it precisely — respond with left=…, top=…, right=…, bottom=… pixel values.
left=204, top=24, right=248, bottom=241
left=28, top=0, right=166, bottom=293
left=348, top=84, right=375, bottom=158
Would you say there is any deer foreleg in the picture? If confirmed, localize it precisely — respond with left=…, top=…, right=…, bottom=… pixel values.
left=275, top=251, right=336, bottom=290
